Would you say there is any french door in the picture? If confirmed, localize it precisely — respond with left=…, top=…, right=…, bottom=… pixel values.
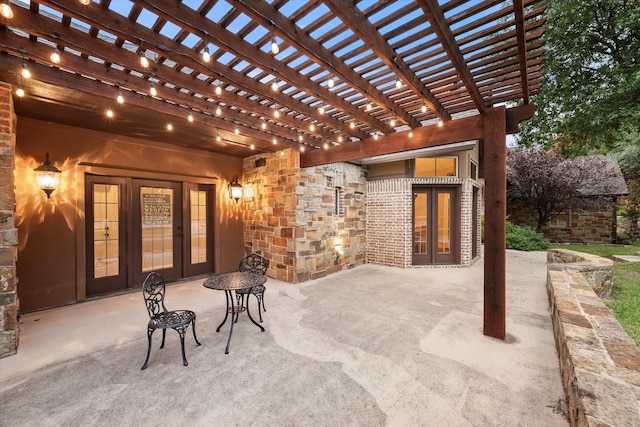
left=86, top=176, right=214, bottom=296
left=412, top=186, right=459, bottom=265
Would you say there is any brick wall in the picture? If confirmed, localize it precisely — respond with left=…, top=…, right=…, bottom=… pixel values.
left=508, top=199, right=618, bottom=243
left=242, top=149, right=366, bottom=283
left=0, top=82, right=19, bottom=358
left=367, top=177, right=480, bottom=267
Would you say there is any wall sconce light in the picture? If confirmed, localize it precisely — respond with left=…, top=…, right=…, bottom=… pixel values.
left=334, top=244, right=344, bottom=263
left=228, top=175, right=243, bottom=203
left=34, top=152, right=61, bottom=198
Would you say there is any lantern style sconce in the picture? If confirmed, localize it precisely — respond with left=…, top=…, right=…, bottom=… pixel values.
left=34, top=152, right=61, bottom=198
left=228, top=175, right=243, bottom=203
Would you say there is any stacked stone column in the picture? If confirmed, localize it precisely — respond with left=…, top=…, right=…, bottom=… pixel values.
left=0, top=82, right=18, bottom=358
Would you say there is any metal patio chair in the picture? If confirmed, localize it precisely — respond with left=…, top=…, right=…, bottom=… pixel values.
left=235, top=253, right=269, bottom=322
left=141, top=272, right=201, bottom=370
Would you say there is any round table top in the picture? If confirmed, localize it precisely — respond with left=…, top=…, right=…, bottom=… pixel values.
left=203, top=271, right=267, bottom=291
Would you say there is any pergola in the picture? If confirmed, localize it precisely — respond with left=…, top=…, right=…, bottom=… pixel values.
left=0, top=0, right=546, bottom=339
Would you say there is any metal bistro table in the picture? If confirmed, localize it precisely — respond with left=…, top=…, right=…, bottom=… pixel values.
left=203, top=271, right=267, bottom=354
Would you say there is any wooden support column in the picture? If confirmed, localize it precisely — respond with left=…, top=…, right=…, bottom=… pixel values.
left=483, top=106, right=507, bottom=339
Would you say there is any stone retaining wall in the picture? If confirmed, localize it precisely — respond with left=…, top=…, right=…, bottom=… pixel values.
left=546, top=249, right=640, bottom=426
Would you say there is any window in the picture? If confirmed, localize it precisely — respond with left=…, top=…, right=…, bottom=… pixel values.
left=334, top=187, right=344, bottom=217
left=470, top=161, right=478, bottom=181
left=415, top=157, right=458, bottom=177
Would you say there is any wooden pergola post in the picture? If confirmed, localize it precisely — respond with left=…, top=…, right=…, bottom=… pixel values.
left=483, top=106, right=507, bottom=339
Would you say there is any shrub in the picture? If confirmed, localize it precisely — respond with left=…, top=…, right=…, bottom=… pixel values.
left=505, top=221, right=550, bottom=251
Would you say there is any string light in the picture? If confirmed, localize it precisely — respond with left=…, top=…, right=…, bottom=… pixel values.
left=273, top=105, right=280, bottom=119
left=421, top=104, right=427, bottom=113
left=309, top=123, right=315, bottom=132
left=215, top=82, right=222, bottom=96
left=373, top=133, right=378, bottom=141
left=149, top=83, right=157, bottom=97
left=167, top=122, right=173, bottom=131
left=389, top=119, right=396, bottom=127
left=21, top=63, right=31, bottom=79
left=298, top=134, right=303, bottom=141
left=261, top=121, right=267, bottom=130
left=350, top=121, right=355, bottom=129
left=271, top=76, right=279, bottom=92
left=216, top=135, right=221, bottom=142
left=438, top=119, right=443, bottom=127
left=234, top=126, right=240, bottom=135
left=188, top=112, right=194, bottom=122
left=15, top=85, right=24, bottom=97
left=366, top=102, right=372, bottom=112
left=395, top=78, right=402, bottom=89
left=281, top=150, right=285, bottom=156
left=338, top=135, right=343, bottom=143
left=323, top=142, right=329, bottom=149
left=79, top=0, right=91, bottom=5
left=215, top=105, right=222, bottom=116
left=1, top=1, right=14, bottom=19
left=202, top=47, right=211, bottom=63
left=139, top=51, right=150, bottom=68
left=271, top=37, right=279, bottom=55
left=409, top=130, right=414, bottom=138
left=250, top=144, right=255, bottom=150
left=327, top=74, right=334, bottom=88
left=299, top=146, right=305, bottom=152
left=272, top=137, right=277, bottom=145
left=106, top=107, right=114, bottom=118
left=116, top=89, right=124, bottom=104
left=318, top=106, right=325, bottom=115
left=50, top=47, right=61, bottom=64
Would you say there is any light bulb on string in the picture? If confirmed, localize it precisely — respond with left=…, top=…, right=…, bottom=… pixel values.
left=272, top=137, right=277, bottom=145
left=188, top=112, right=194, bottom=123
left=323, top=142, right=329, bottom=149
left=300, top=146, right=305, bottom=152
left=167, top=122, right=173, bottom=131
left=250, top=144, right=255, bottom=150
left=395, top=78, right=402, bottom=89
left=438, top=119, right=443, bottom=128
left=215, top=105, right=222, bottom=116
left=409, top=130, right=414, bottom=138
left=261, top=121, right=267, bottom=130
left=215, top=82, right=222, bottom=96
left=338, top=135, right=343, bottom=143
left=106, top=107, right=114, bottom=118
left=1, top=1, right=14, bottom=18
left=139, top=51, right=149, bottom=68
left=350, top=121, right=355, bottom=129
left=309, top=123, right=315, bottom=132
left=202, top=47, right=211, bottom=63
left=271, top=77, right=279, bottom=92
left=116, top=89, right=124, bottom=104
left=318, top=106, right=325, bottom=115
left=50, top=47, right=61, bottom=64
left=149, top=83, right=157, bottom=97
left=15, top=85, right=25, bottom=97
left=327, top=74, right=334, bottom=88
left=271, top=38, right=279, bottom=55
left=421, top=104, right=427, bottom=113
left=389, top=119, right=396, bottom=127
left=21, top=63, right=31, bottom=79
left=366, top=102, right=372, bottom=112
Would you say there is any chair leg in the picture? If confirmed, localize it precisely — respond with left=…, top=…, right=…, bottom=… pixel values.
left=179, top=333, right=188, bottom=367
left=192, top=319, right=201, bottom=346
left=160, top=329, right=167, bottom=349
left=141, top=329, right=154, bottom=370
left=255, top=293, right=263, bottom=323
left=261, top=290, right=266, bottom=312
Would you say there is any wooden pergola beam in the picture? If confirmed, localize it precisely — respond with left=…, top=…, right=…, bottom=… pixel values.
left=513, top=0, right=531, bottom=104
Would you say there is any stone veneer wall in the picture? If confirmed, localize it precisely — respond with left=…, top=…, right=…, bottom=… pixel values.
left=547, top=249, right=640, bottom=426
left=242, top=149, right=366, bottom=283
left=367, top=177, right=480, bottom=267
left=0, top=83, right=18, bottom=358
left=508, top=200, right=618, bottom=244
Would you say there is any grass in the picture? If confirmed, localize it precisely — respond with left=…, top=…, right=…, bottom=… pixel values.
left=606, top=262, right=640, bottom=346
left=551, top=243, right=640, bottom=346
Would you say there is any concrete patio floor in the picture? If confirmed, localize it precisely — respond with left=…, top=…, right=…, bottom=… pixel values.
left=0, top=250, right=568, bottom=426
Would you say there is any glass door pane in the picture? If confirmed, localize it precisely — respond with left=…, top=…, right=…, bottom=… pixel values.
left=437, top=192, right=451, bottom=254
left=93, top=184, right=120, bottom=278
left=190, top=189, right=207, bottom=264
left=141, top=186, right=174, bottom=272
left=413, top=193, right=428, bottom=255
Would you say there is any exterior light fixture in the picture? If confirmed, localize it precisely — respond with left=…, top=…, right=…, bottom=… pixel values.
left=337, top=135, right=343, bottom=143
left=188, top=111, right=194, bottom=122
left=318, top=106, right=325, bottom=115
left=327, top=75, right=335, bottom=88
left=272, top=137, right=277, bottom=145
left=349, top=121, right=355, bottom=129
left=234, top=125, right=239, bottom=135
left=373, top=133, right=378, bottom=141
left=50, top=47, right=61, bottom=64
left=116, top=89, right=124, bottom=104
left=271, top=37, right=279, bottom=55
left=106, top=107, right=114, bottom=118
left=202, top=47, right=211, bottom=63
left=298, top=134, right=303, bottom=141
left=250, top=144, right=255, bottom=150
left=216, top=135, right=221, bottom=142
left=323, top=142, right=329, bottom=149
left=15, top=85, right=24, bottom=97
left=309, top=123, right=315, bottom=131
left=215, top=105, right=222, bottom=116
left=228, top=175, right=243, bottom=203
left=366, top=102, right=372, bottom=112
left=395, top=78, right=402, bottom=89
left=167, top=122, right=173, bottom=131
left=35, top=152, right=61, bottom=199
left=300, top=146, right=305, bottom=152
left=215, top=83, right=222, bottom=95
left=261, top=121, right=267, bottom=130
left=21, top=63, right=31, bottom=79
left=389, top=119, right=396, bottom=127
left=1, top=0, right=14, bottom=19
left=409, top=130, right=414, bottom=138
left=273, top=107, right=280, bottom=119
left=438, top=120, right=443, bottom=127
left=421, top=104, right=427, bottom=113
left=271, top=77, right=279, bottom=92
left=149, top=83, right=157, bottom=97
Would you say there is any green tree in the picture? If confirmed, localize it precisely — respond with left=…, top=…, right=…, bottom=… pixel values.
left=518, top=0, right=640, bottom=156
